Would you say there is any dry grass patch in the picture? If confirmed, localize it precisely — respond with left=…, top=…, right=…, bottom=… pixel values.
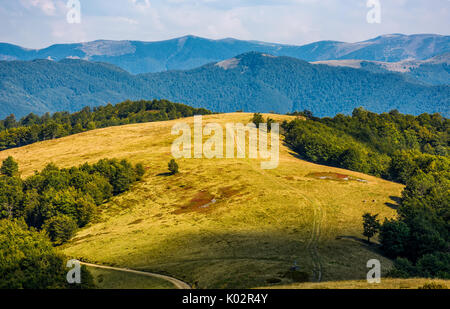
left=1, top=113, right=405, bottom=288
left=262, top=278, right=450, bottom=289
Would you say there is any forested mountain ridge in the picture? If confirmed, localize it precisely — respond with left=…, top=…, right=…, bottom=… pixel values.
left=0, top=59, right=147, bottom=118
left=1, top=34, right=449, bottom=74
left=312, top=53, right=450, bottom=86
left=143, top=52, right=449, bottom=116
left=1, top=53, right=448, bottom=118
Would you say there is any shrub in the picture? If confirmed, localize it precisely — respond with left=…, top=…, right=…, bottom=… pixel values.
left=387, top=258, right=416, bottom=278
left=0, top=156, right=19, bottom=177
left=135, top=163, right=146, bottom=180
left=419, top=282, right=448, bottom=290
left=43, top=215, right=78, bottom=245
left=92, top=159, right=138, bottom=194
left=388, top=253, right=450, bottom=279
left=168, top=159, right=179, bottom=175
left=416, top=252, right=450, bottom=279
left=251, top=113, right=265, bottom=128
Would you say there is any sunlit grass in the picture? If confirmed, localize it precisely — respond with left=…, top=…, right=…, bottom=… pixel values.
left=262, top=278, right=449, bottom=290
left=1, top=113, right=404, bottom=288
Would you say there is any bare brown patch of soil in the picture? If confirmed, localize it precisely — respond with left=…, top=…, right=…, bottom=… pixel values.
left=173, top=191, right=216, bottom=215
left=307, top=172, right=368, bottom=183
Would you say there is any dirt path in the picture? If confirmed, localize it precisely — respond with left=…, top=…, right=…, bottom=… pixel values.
left=80, top=262, right=191, bottom=289
left=232, top=130, right=323, bottom=282
left=259, top=169, right=324, bottom=282
left=306, top=199, right=323, bottom=282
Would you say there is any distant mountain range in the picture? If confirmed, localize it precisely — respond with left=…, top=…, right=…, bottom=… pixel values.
left=1, top=52, right=448, bottom=119
left=1, top=34, right=449, bottom=74
left=312, top=53, right=450, bottom=86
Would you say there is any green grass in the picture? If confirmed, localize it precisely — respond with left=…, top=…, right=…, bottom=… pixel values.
left=1, top=113, right=406, bottom=289
left=86, top=266, right=175, bottom=289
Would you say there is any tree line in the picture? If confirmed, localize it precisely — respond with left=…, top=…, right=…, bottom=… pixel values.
left=362, top=170, right=449, bottom=279
left=284, top=108, right=449, bottom=183
left=0, top=99, right=212, bottom=151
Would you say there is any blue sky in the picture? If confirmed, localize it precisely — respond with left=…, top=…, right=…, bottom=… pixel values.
left=1, top=0, right=449, bottom=48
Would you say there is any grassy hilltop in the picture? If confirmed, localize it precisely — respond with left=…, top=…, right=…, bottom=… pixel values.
left=1, top=113, right=407, bottom=288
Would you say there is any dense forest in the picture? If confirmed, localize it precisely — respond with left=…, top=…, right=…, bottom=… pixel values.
left=1, top=53, right=448, bottom=118
left=0, top=219, right=95, bottom=289
left=0, top=156, right=145, bottom=288
left=284, top=108, right=449, bottom=183
left=144, top=52, right=449, bottom=116
left=281, top=109, right=449, bottom=279
left=0, top=99, right=212, bottom=151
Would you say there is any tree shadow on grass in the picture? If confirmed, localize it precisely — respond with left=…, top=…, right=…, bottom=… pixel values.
left=335, top=236, right=383, bottom=255
left=156, top=172, right=174, bottom=177
left=124, top=229, right=393, bottom=289
left=385, top=196, right=401, bottom=210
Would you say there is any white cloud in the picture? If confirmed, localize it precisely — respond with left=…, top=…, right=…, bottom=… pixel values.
left=130, top=0, right=151, bottom=11
left=1, top=0, right=449, bottom=48
left=20, top=0, right=58, bottom=16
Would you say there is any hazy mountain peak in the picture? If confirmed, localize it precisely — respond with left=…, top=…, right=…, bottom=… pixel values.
left=1, top=34, right=449, bottom=73
left=312, top=52, right=450, bottom=85
left=79, top=40, right=136, bottom=57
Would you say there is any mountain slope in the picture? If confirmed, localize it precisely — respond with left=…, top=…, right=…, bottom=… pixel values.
left=142, top=52, right=449, bottom=116
left=313, top=53, right=450, bottom=85
left=0, top=113, right=404, bottom=288
left=0, top=59, right=149, bottom=118
left=1, top=34, right=449, bottom=74
left=1, top=53, right=448, bottom=119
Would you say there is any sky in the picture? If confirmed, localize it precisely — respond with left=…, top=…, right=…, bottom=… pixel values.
left=0, top=0, right=449, bottom=49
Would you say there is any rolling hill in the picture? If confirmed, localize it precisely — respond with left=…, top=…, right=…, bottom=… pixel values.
left=1, top=52, right=449, bottom=119
left=1, top=34, right=449, bottom=74
left=0, top=113, right=406, bottom=288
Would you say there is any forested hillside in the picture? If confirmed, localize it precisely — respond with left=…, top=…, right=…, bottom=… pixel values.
left=0, top=59, right=148, bottom=118
left=283, top=108, right=449, bottom=183
left=1, top=53, right=448, bottom=118
left=144, top=52, right=449, bottom=116
left=0, top=156, right=145, bottom=288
